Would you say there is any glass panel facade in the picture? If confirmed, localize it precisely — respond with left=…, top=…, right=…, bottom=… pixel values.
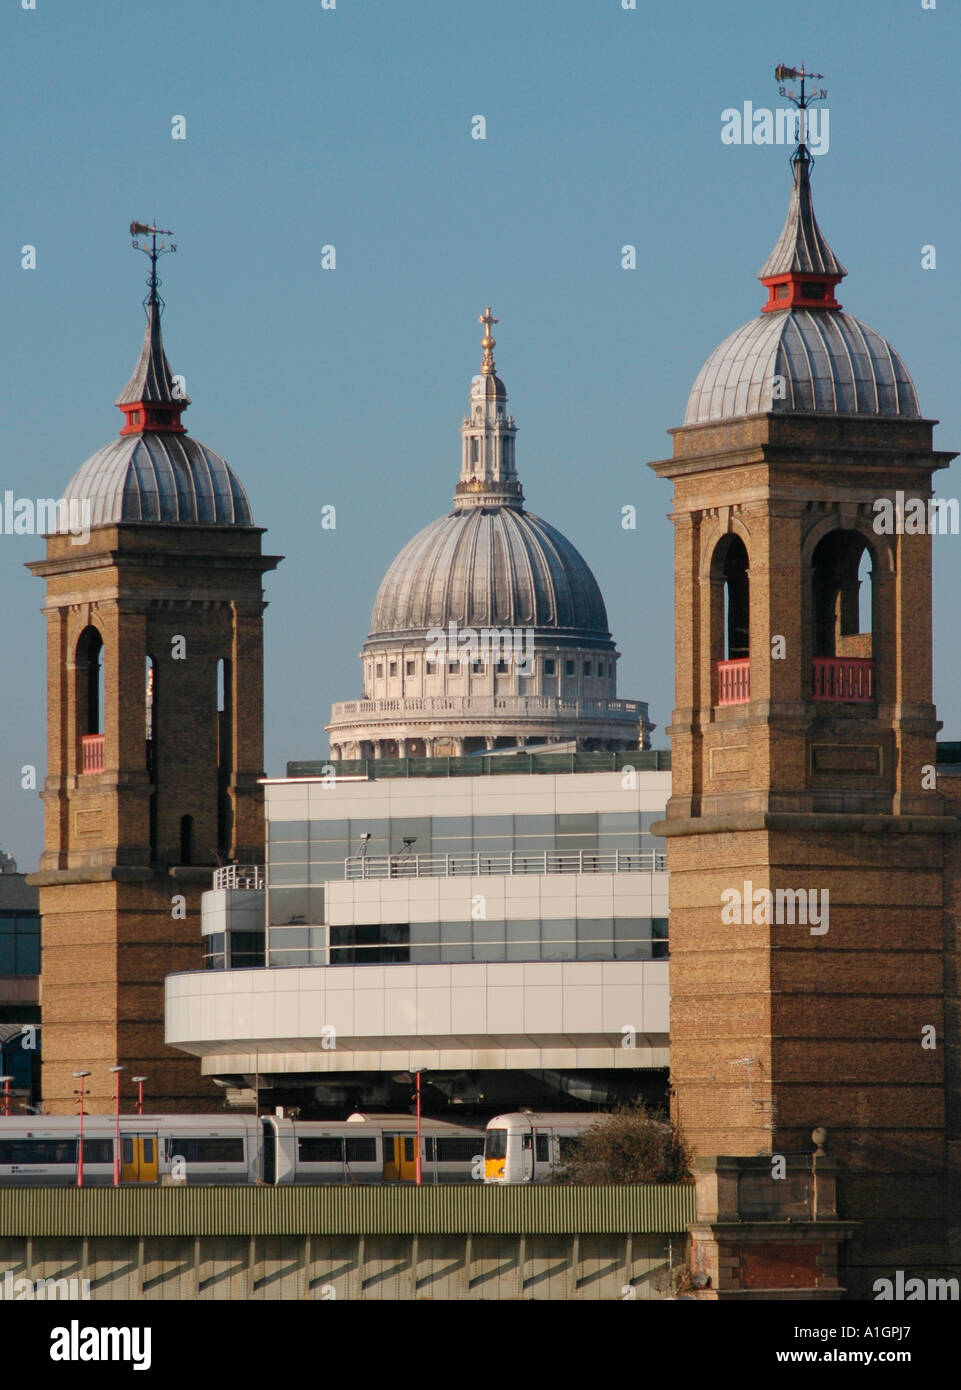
left=311, top=917, right=668, bottom=965
left=259, top=808, right=667, bottom=966
left=0, top=914, right=41, bottom=975
left=271, top=811, right=665, bottom=895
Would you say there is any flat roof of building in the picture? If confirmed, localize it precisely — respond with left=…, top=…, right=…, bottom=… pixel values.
left=283, top=750, right=671, bottom=781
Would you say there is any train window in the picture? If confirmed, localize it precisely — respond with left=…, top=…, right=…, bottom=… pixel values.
left=424, top=1137, right=435, bottom=1162
left=298, top=1137, right=344, bottom=1163
left=558, top=1136, right=581, bottom=1162
left=436, top=1138, right=483, bottom=1163
left=535, top=1135, right=550, bottom=1163
left=345, top=1137, right=377, bottom=1163
left=484, top=1130, right=507, bottom=1160
left=0, top=1138, right=111, bottom=1164
left=167, top=1138, right=245, bottom=1163
left=123, top=1138, right=133, bottom=1163
left=522, top=1133, right=532, bottom=1150
left=81, top=1140, right=113, bottom=1164
left=143, top=1139, right=154, bottom=1164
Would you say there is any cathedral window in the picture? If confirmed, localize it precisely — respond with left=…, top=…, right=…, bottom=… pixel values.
left=544, top=659, right=555, bottom=675
left=389, top=661, right=397, bottom=677
left=426, top=659, right=437, bottom=675
left=584, top=661, right=592, bottom=676
left=565, top=660, right=575, bottom=676
left=376, top=662, right=383, bottom=678
left=406, top=660, right=415, bottom=676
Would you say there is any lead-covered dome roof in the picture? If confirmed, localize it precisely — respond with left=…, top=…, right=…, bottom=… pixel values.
left=368, top=504, right=611, bottom=642
left=63, top=432, right=253, bottom=526
left=684, top=143, right=921, bottom=426
left=684, top=309, right=920, bottom=423
left=60, top=275, right=253, bottom=528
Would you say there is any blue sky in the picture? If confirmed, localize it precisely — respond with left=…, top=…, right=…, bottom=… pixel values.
left=1, top=0, right=958, bottom=869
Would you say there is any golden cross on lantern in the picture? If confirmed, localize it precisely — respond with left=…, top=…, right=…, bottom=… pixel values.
left=478, top=306, right=498, bottom=374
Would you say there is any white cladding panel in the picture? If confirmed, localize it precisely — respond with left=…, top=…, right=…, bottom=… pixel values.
left=165, top=959, right=670, bottom=1074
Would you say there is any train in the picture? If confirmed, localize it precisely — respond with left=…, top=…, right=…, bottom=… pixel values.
left=0, top=1109, right=604, bottom=1186
left=482, top=1111, right=602, bottom=1183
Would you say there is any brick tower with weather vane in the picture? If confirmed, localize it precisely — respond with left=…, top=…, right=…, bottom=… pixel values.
left=27, top=225, right=281, bottom=1115
left=650, top=67, right=961, bottom=1298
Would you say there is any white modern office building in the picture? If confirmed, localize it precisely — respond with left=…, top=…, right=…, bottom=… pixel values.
left=165, top=316, right=669, bottom=1115
left=166, top=755, right=670, bottom=1111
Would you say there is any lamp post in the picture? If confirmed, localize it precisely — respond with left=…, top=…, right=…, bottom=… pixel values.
left=109, top=1065, right=124, bottom=1186
left=413, top=1069, right=424, bottom=1186
left=0, top=1074, right=13, bottom=1118
left=131, top=1076, right=147, bottom=1117
left=73, top=1070, right=91, bottom=1187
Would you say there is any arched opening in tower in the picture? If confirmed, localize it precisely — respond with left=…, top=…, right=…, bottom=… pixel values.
left=76, top=626, right=104, bottom=736
left=217, top=658, right=232, bottom=858
left=722, top=537, right=750, bottom=661
left=812, top=531, right=873, bottom=659
left=145, top=655, right=157, bottom=857
left=710, top=535, right=751, bottom=705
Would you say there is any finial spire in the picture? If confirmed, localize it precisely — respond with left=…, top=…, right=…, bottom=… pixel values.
left=478, top=306, right=498, bottom=375
left=117, top=221, right=190, bottom=434
left=758, top=67, right=845, bottom=312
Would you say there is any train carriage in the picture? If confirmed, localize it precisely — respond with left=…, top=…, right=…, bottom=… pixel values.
left=483, top=1111, right=603, bottom=1183
left=0, top=1113, right=486, bottom=1187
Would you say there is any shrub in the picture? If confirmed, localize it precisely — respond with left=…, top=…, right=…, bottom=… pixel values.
left=554, top=1100, right=691, bottom=1184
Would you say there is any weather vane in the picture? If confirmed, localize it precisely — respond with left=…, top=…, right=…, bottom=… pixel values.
left=129, top=221, right=177, bottom=308
left=775, top=64, right=827, bottom=150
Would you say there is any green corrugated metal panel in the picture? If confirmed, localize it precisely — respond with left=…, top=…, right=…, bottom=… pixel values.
left=0, top=1184, right=694, bottom=1238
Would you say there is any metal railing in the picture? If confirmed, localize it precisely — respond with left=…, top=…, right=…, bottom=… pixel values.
left=345, top=849, right=666, bottom=880
left=80, top=733, right=105, bottom=773
left=287, top=750, right=671, bottom=779
left=213, top=865, right=265, bottom=891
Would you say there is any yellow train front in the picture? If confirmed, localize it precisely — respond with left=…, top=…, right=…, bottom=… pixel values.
left=482, top=1112, right=600, bottom=1183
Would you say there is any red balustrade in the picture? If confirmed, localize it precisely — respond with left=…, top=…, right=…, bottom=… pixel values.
left=811, top=657, right=875, bottom=703
left=716, top=658, right=750, bottom=705
left=81, top=733, right=105, bottom=773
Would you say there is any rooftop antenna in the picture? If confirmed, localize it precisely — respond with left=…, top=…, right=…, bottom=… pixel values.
left=130, top=221, right=177, bottom=309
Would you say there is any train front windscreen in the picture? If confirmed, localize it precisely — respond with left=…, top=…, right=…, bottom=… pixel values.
left=484, top=1129, right=507, bottom=1160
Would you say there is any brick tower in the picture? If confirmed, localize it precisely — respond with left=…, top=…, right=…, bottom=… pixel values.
left=650, top=113, right=960, bottom=1296
left=27, top=226, right=280, bottom=1114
